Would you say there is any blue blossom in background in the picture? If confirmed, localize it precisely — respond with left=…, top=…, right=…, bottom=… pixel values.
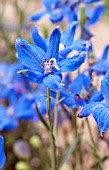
left=31, top=22, right=86, bottom=61
left=90, top=44, right=109, bottom=75
left=78, top=69, right=109, bottom=136
left=15, top=27, right=86, bottom=90
left=0, top=136, right=6, bottom=169
left=58, top=72, right=103, bottom=109
left=28, top=0, right=105, bottom=33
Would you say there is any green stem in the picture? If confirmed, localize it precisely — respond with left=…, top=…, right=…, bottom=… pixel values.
left=86, top=117, right=96, bottom=147
left=47, top=88, right=56, bottom=170
left=53, top=91, right=60, bottom=137
left=72, top=109, right=83, bottom=169
left=73, top=109, right=78, bottom=138
left=86, top=117, right=103, bottom=170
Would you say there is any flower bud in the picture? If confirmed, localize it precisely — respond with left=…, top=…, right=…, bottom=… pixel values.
left=78, top=4, right=86, bottom=26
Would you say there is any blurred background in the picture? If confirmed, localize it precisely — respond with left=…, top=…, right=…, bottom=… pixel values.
left=0, top=0, right=109, bottom=170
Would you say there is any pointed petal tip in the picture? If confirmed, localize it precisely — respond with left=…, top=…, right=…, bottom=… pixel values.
left=15, top=38, right=24, bottom=47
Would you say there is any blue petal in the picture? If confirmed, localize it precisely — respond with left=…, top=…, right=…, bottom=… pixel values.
left=71, top=40, right=87, bottom=51
left=84, top=0, right=100, bottom=4
left=78, top=102, right=109, bottom=136
left=59, top=52, right=86, bottom=72
left=89, top=4, right=105, bottom=25
left=15, top=38, right=45, bottom=71
left=43, top=74, right=63, bottom=90
left=90, top=60, right=109, bottom=75
left=78, top=102, right=102, bottom=118
left=81, top=26, right=93, bottom=40
left=66, top=8, right=77, bottom=23
left=49, top=12, right=64, bottom=23
left=101, top=70, right=109, bottom=102
left=88, top=91, right=104, bottom=103
left=101, top=45, right=109, bottom=60
left=61, top=22, right=78, bottom=46
left=60, top=91, right=80, bottom=108
left=43, top=0, right=62, bottom=10
left=69, top=73, right=91, bottom=95
left=18, top=69, right=44, bottom=83
left=0, top=136, right=6, bottom=169
left=28, top=11, right=47, bottom=22
left=92, top=104, right=109, bottom=136
left=31, top=27, right=47, bottom=52
left=46, top=27, right=61, bottom=61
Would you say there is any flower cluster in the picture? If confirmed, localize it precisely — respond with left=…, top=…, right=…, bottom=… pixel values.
left=1, top=0, right=109, bottom=169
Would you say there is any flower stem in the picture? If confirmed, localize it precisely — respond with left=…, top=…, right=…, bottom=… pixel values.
left=86, top=117, right=103, bottom=170
left=53, top=91, right=60, bottom=137
left=72, top=109, right=83, bottom=170
left=86, top=117, right=96, bottom=147
left=47, top=88, right=56, bottom=170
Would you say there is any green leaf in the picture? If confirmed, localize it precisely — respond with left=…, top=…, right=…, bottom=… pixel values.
left=57, top=135, right=80, bottom=170
left=56, top=97, right=65, bottom=105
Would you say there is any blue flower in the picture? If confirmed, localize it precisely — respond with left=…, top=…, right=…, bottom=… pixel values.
left=90, top=45, right=109, bottom=75
left=31, top=23, right=86, bottom=61
left=0, top=136, right=6, bottom=169
left=58, top=72, right=103, bottom=109
left=15, top=27, right=86, bottom=90
left=28, top=0, right=105, bottom=29
left=78, top=69, right=109, bottom=136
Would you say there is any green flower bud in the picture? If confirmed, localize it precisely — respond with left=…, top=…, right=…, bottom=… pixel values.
left=78, top=4, right=87, bottom=26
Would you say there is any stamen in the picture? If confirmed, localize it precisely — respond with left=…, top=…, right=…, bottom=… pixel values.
left=41, top=58, right=60, bottom=75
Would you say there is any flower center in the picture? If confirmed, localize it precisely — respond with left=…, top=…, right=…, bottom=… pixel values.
left=40, top=58, right=60, bottom=75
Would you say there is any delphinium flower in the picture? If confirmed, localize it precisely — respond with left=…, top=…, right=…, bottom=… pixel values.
left=0, top=62, right=31, bottom=95
left=28, top=0, right=105, bottom=25
left=0, top=136, right=6, bottom=169
left=89, top=44, right=109, bottom=75
left=55, top=72, right=103, bottom=109
left=0, top=86, right=47, bottom=131
left=15, top=26, right=86, bottom=90
left=78, top=69, right=109, bottom=136
left=31, top=22, right=86, bottom=61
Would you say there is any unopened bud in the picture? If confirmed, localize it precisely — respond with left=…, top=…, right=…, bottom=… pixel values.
left=78, top=4, right=86, bottom=26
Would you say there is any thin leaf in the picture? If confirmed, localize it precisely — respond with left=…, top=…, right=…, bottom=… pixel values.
left=57, top=135, right=80, bottom=169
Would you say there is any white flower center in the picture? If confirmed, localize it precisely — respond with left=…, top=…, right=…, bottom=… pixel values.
left=40, top=58, right=60, bottom=75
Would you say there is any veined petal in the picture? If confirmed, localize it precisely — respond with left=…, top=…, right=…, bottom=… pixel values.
left=101, top=70, right=109, bottom=102
left=61, top=22, right=78, bottom=46
left=28, top=11, right=47, bottom=22
left=59, top=52, right=86, bottom=72
left=0, top=136, right=6, bottom=169
left=89, top=4, right=105, bottom=25
left=92, top=104, right=109, bottom=136
left=46, top=27, right=61, bottom=61
left=69, top=73, right=91, bottom=94
left=17, top=69, right=44, bottom=83
left=78, top=102, right=102, bottom=118
left=31, top=27, right=47, bottom=52
left=15, top=38, right=45, bottom=71
left=43, top=74, right=63, bottom=90
left=88, top=91, right=104, bottom=103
